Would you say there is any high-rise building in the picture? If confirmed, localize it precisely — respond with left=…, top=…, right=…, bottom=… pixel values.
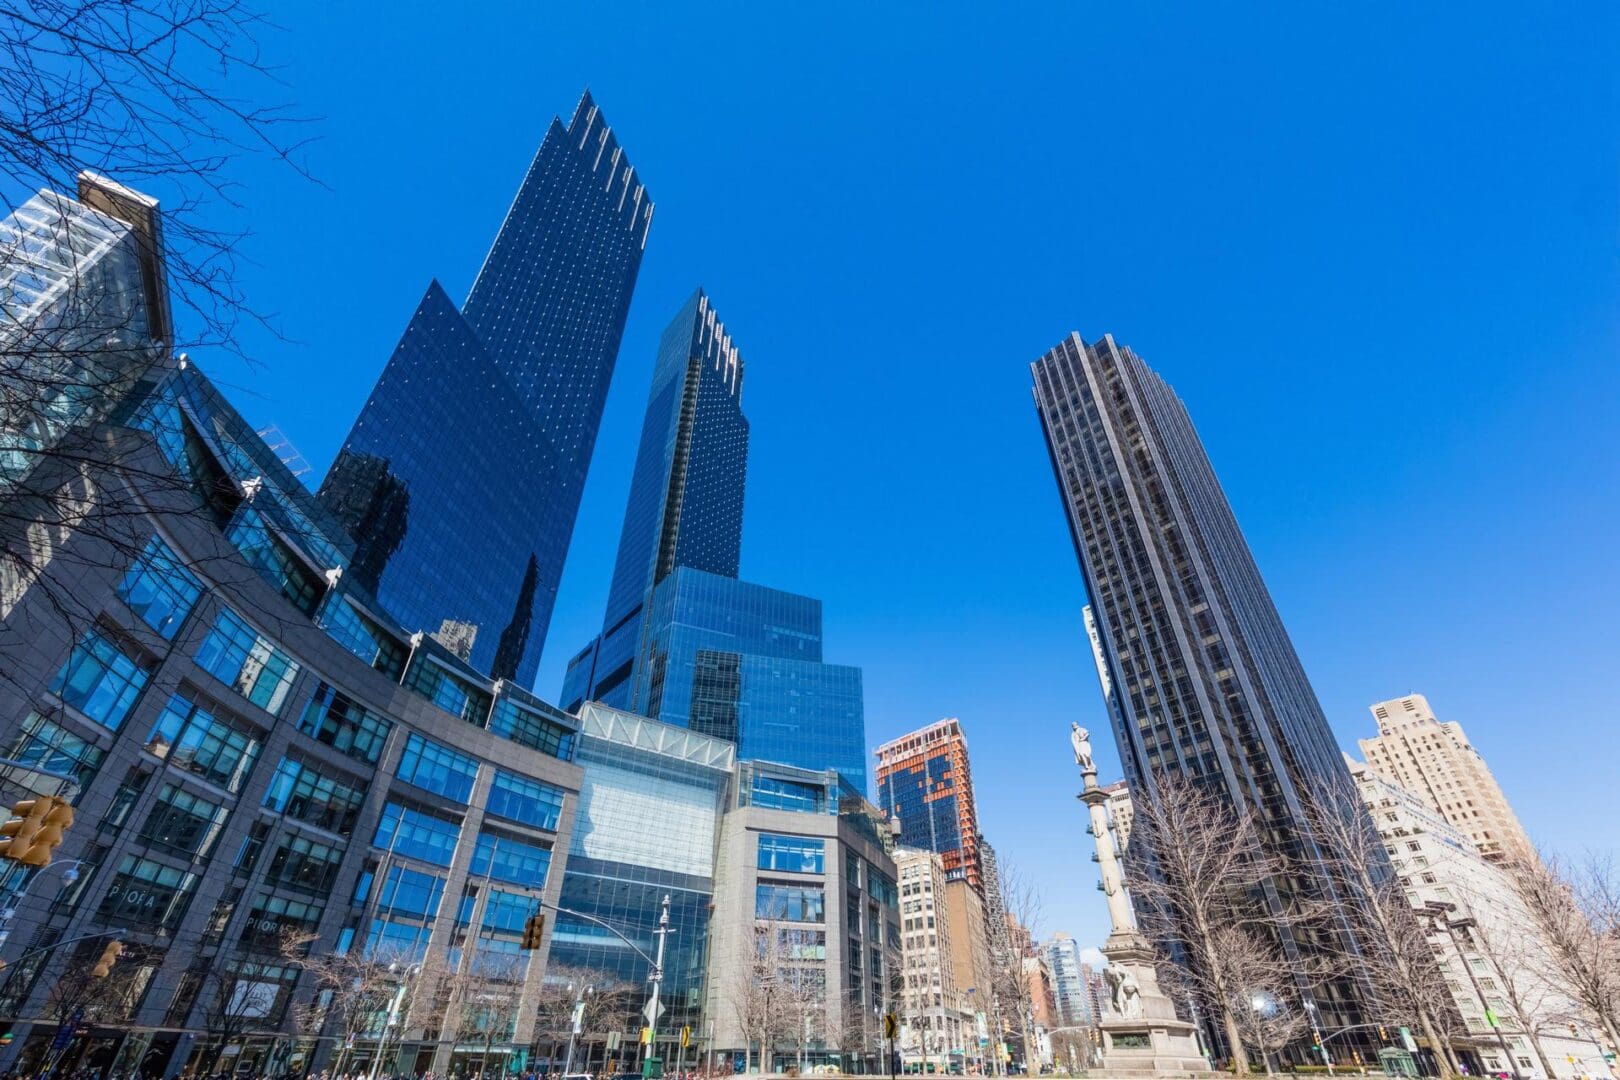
left=874, top=720, right=982, bottom=891
left=894, top=847, right=976, bottom=1071
left=556, top=294, right=867, bottom=791
left=0, top=173, right=171, bottom=486
left=1032, top=332, right=1377, bottom=1037
left=1101, top=779, right=1134, bottom=852
left=1348, top=757, right=1609, bottom=1078
left=941, top=877, right=994, bottom=1057
left=321, top=90, right=652, bottom=686
left=1040, top=933, right=1093, bottom=1028
left=563, top=290, right=747, bottom=710
left=1359, top=694, right=1531, bottom=862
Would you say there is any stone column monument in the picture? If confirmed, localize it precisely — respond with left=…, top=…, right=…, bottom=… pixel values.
left=1073, top=723, right=1208, bottom=1076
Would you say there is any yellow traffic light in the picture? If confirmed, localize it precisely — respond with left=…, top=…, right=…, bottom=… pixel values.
left=0, top=798, right=52, bottom=863
left=91, top=941, right=123, bottom=978
left=0, top=796, right=74, bottom=866
left=520, top=913, right=546, bottom=950
left=25, top=797, right=74, bottom=867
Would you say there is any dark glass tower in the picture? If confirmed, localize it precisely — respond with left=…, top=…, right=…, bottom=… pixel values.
left=560, top=295, right=867, bottom=791
left=564, top=290, right=748, bottom=708
left=1032, top=332, right=1372, bottom=1034
left=321, top=91, right=651, bottom=687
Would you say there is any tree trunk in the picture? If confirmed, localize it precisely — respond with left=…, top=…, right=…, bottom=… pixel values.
left=1221, top=1007, right=1251, bottom=1076
left=1417, top=1009, right=1460, bottom=1077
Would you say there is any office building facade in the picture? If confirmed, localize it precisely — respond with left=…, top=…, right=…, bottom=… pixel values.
left=893, top=847, right=977, bottom=1073
left=547, top=704, right=735, bottom=1065
left=1032, top=332, right=1377, bottom=1038
left=1359, top=694, right=1531, bottom=862
left=321, top=90, right=652, bottom=686
left=705, top=760, right=901, bottom=1073
left=1040, top=933, right=1093, bottom=1029
left=874, top=720, right=982, bottom=891
left=0, top=334, right=586, bottom=1080
left=1349, top=759, right=1609, bottom=1078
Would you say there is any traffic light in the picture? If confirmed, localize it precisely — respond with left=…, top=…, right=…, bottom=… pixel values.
left=91, top=940, right=123, bottom=978
left=0, top=795, right=73, bottom=866
left=1378, top=1026, right=1389, bottom=1043
left=521, top=913, right=546, bottom=950
left=1569, top=1023, right=1580, bottom=1036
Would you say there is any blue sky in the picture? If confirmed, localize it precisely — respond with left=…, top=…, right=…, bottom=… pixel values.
left=196, top=4, right=1618, bottom=949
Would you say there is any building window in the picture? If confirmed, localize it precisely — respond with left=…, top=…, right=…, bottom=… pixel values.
left=240, top=892, right=324, bottom=951
left=263, top=757, right=367, bottom=836
left=395, top=733, right=479, bottom=802
left=138, top=783, right=229, bottom=859
left=145, top=693, right=262, bottom=793
left=118, top=537, right=203, bottom=639
left=402, top=658, right=490, bottom=726
left=194, top=608, right=301, bottom=716
left=469, top=832, right=551, bottom=889
left=368, top=866, right=445, bottom=920
left=373, top=802, right=460, bottom=867
left=486, top=771, right=565, bottom=831
left=6, top=712, right=106, bottom=785
left=298, top=682, right=391, bottom=765
left=321, top=598, right=407, bottom=679
left=265, top=832, right=346, bottom=894
left=51, top=630, right=150, bottom=730
left=776, top=928, right=827, bottom=961
left=98, top=854, right=198, bottom=930
left=488, top=697, right=576, bottom=760
left=749, top=775, right=826, bottom=814
left=758, top=833, right=826, bottom=874
left=756, top=883, right=825, bottom=923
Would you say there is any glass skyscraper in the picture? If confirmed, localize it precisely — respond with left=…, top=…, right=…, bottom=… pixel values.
left=873, top=719, right=981, bottom=890
left=559, top=292, right=867, bottom=792
left=1031, top=332, right=1374, bottom=1035
left=321, top=90, right=652, bottom=687
left=564, top=290, right=748, bottom=709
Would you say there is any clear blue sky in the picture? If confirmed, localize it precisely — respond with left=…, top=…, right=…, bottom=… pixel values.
left=199, top=4, right=1619, bottom=951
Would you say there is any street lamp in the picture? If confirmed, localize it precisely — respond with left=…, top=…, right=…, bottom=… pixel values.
left=367, top=961, right=422, bottom=1080
left=0, top=858, right=89, bottom=950
left=1424, top=902, right=1519, bottom=1080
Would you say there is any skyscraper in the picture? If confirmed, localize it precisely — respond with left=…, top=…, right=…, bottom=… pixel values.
left=321, top=90, right=652, bottom=686
left=874, top=719, right=982, bottom=891
left=1360, top=693, right=1531, bottom=862
left=563, top=290, right=748, bottom=709
left=1040, top=933, right=1094, bottom=1028
left=1032, top=332, right=1374, bottom=1034
left=559, top=293, right=867, bottom=791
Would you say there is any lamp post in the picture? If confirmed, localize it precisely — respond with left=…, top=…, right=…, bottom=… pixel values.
left=563, top=983, right=592, bottom=1075
left=367, top=961, right=422, bottom=1080
left=1424, top=902, right=1519, bottom=1080
left=0, top=858, right=87, bottom=951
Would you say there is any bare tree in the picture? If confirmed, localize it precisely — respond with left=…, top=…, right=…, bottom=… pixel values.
left=0, top=0, right=318, bottom=709
left=988, top=857, right=1042, bottom=1075
left=1125, top=771, right=1327, bottom=1076
left=1304, top=783, right=1464, bottom=1075
left=1230, top=984, right=1311, bottom=1079
left=1464, top=913, right=1569, bottom=1078
left=194, top=964, right=278, bottom=1075
left=732, top=923, right=794, bottom=1074
left=280, top=931, right=414, bottom=1075
left=1504, top=850, right=1620, bottom=1053
left=530, top=965, right=641, bottom=1070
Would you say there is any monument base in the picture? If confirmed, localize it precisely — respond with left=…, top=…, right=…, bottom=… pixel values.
left=1097, top=932, right=1210, bottom=1077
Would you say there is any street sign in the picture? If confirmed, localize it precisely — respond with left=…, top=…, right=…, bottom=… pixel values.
left=883, top=1013, right=898, bottom=1040
left=680, top=1025, right=691, bottom=1048
left=571, top=1000, right=586, bottom=1034
left=642, top=998, right=665, bottom=1026
left=607, top=1032, right=622, bottom=1050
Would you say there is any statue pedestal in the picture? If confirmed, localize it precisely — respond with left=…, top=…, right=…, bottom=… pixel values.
left=1098, top=932, right=1210, bottom=1077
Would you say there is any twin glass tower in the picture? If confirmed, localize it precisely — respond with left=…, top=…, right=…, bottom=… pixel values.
left=323, top=91, right=866, bottom=791
left=321, top=92, right=651, bottom=686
